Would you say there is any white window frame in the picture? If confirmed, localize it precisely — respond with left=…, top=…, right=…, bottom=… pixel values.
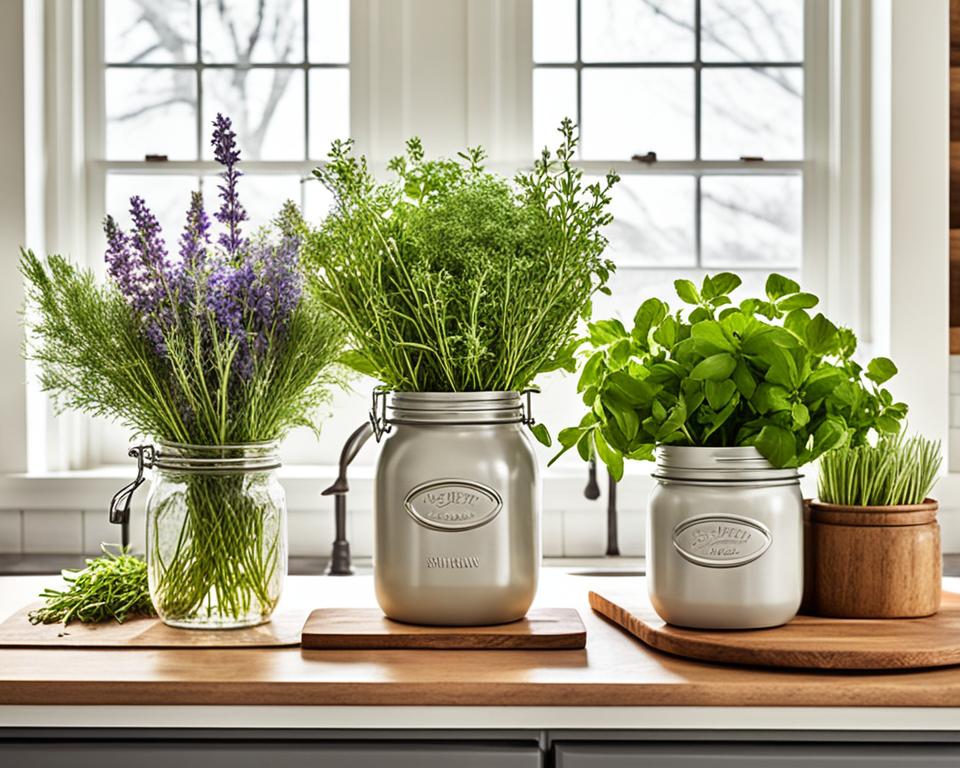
left=1, top=0, right=950, bottom=528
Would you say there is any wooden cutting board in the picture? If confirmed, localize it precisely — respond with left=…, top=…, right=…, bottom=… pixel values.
left=301, top=607, right=587, bottom=650
left=0, top=603, right=304, bottom=648
left=589, top=590, right=960, bottom=670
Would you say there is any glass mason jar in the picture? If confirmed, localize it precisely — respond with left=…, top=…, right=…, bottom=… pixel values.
left=142, top=441, right=286, bottom=629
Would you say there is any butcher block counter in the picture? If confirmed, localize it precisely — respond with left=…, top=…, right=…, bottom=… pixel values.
left=1, top=570, right=960, bottom=732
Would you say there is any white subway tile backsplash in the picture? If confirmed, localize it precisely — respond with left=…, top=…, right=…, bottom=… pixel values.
left=618, top=511, right=644, bottom=557
left=562, top=509, right=606, bottom=557
left=950, top=356, right=960, bottom=374
left=22, top=510, right=83, bottom=553
left=348, top=509, right=374, bottom=558
left=82, top=510, right=122, bottom=554
left=287, top=508, right=334, bottom=557
left=542, top=510, right=563, bottom=557
left=0, top=510, right=21, bottom=553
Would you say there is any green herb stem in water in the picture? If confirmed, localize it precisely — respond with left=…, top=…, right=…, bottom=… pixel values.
left=29, top=546, right=154, bottom=625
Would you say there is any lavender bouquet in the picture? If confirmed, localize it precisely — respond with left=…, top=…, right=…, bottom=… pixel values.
left=21, top=115, right=344, bottom=627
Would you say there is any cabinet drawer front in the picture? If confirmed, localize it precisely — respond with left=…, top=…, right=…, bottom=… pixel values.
left=0, top=742, right=543, bottom=768
left=555, top=742, right=960, bottom=767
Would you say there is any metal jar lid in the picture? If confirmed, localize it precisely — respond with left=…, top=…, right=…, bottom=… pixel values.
left=654, top=445, right=800, bottom=484
left=386, top=391, right=525, bottom=426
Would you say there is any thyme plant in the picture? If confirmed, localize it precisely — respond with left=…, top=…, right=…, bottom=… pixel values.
left=818, top=433, right=941, bottom=506
left=303, top=119, right=619, bottom=405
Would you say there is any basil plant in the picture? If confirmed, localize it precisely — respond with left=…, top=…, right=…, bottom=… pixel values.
left=553, top=273, right=907, bottom=479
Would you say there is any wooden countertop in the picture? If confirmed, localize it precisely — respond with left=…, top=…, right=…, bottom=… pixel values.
left=1, top=572, right=959, bottom=708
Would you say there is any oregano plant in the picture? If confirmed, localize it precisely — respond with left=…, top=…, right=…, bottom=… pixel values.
left=552, top=273, right=908, bottom=478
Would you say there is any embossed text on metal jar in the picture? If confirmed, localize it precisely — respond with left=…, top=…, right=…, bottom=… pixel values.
left=374, top=391, right=540, bottom=626
left=647, top=446, right=803, bottom=629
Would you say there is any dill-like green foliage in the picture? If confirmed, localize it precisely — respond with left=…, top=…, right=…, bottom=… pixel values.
left=29, top=546, right=155, bottom=625
left=818, top=433, right=942, bottom=506
left=19, top=245, right=344, bottom=446
left=303, top=118, right=619, bottom=392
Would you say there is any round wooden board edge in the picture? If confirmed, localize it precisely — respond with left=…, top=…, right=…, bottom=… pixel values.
left=587, top=590, right=960, bottom=671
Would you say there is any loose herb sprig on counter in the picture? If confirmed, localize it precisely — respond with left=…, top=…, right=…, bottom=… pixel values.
left=303, top=118, right=618, bottom=402
left=29, top=546, right=154, bottom=626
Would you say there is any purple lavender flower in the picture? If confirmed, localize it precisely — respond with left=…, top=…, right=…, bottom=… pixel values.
left=179, top=190, right=211, bottom=270
left=211, top=114, right=248, bottom=257
left=102, top=196, right=180, bottom=355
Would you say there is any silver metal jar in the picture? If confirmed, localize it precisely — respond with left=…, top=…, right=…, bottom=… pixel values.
left=373, top=391, right=540, bottom=626
left=647, top=445, right=803, bottom=629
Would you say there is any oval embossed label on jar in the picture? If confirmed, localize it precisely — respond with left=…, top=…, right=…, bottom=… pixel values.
left=404, top=480, right=503, bottom=532
left=672, top=514, right=772, bottom=568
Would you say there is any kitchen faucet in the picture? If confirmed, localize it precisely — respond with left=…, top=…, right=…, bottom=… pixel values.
left=584, top=457, right=619, bottom=556
left=321, top=422, right=374, bottom=575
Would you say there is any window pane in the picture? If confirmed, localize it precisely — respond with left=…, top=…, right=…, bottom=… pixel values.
left=105, top=174, right=201, bottom=257
left=601, top=175, right=696, bottom=267
left=309, top=69, right=350, bottom=159
left=701, top=67, right=802, bottom=159
left=202, top=174, right=303, bottom=234
left=533, top=68, right=577, bottom=156
left=104, top=0, right=196, bottom=64
left=202, top=69, right=305, bottom=160
left=701, top=0, right=803, bottom=63
left=533, top=0, right=577, bottom=63
left=106, top=68, right=197, bottom=160
left=581, top=0, right=695, bottom=63
left=701, top=175, right=801, bottom=268
left=581, top=69, right=694, bottom=160
left=308, top=0, right=350, bottom=63
left=201, top=0, right=304, bottom=63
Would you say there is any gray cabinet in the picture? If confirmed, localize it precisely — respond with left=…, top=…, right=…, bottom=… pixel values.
left=0, top=741, right=543, bottom=768
left=554, top=742, right=960, bottom=767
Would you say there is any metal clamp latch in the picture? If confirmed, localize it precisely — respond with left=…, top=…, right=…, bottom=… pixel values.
left=109, top=444, right=155, bottom=547
left=521, top=388, right=539, bottom=427
left=369, top=387, right=392, bottom=442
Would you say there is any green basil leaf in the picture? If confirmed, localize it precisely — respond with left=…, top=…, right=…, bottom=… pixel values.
left=691, top=320, right=735, bottom=354
left=655, top=401, right=688, bottom=442
left=732, top=359, right=757, bottom=398
left=705, top=379, right=737, bottom=410
left=755, top=424, right=797, bottom=467
left=674, top=279, right=701, bottom=305
left=805, top=313, right=839, bottom=356
left=588, top=319, right=628, bottom=345
left=689, top=352, right=737, bottom=381
left=651, top=398, right=667, bottom=422
left=791, top=401, right=810, bottom=428
left=866, top=356, right=898, bottom=385
left=577, top=351, right=604, bottom=393
left=752, top=382, right=792, bottom=414
left=529, top=423, right=552, bottom=447
left=653, top=315, right=679, bottom=348
left=777, top=292, right=819, bottom=311
left=606, top=338, right=633, bottom=371
left=765, top=273, right=801, bottom=301
left=709, top=272, right=742, bottom=297
left=594, top=430, right=624, bottom=481
left=783, top=308, right=811, bottom=339
left=557, top=426, right=583, bottom=449
left=814, top=417, right=848, bottom=454
left=632, top=298, right=667, bottom=348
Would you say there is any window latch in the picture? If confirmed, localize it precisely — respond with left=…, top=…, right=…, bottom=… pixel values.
left=739, top=155, right=765, bottom=162
left=631, top=151, right=657, bottom=164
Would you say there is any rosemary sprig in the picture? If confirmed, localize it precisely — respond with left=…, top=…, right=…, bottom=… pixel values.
left=28, top=545, right=155, bottom=625
left=817, top=432, right=942, bottom=507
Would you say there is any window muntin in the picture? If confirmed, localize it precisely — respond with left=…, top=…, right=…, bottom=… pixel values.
left=533, top=0, right=804, bottom=273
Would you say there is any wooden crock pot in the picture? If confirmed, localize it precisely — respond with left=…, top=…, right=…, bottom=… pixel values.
left=806, top=499, right=941, bottom=619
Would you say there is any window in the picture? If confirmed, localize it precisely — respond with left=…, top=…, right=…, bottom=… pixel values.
left=532, top=0, right=805, bottom=306
left=89, top=0, right=354, bottom=466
